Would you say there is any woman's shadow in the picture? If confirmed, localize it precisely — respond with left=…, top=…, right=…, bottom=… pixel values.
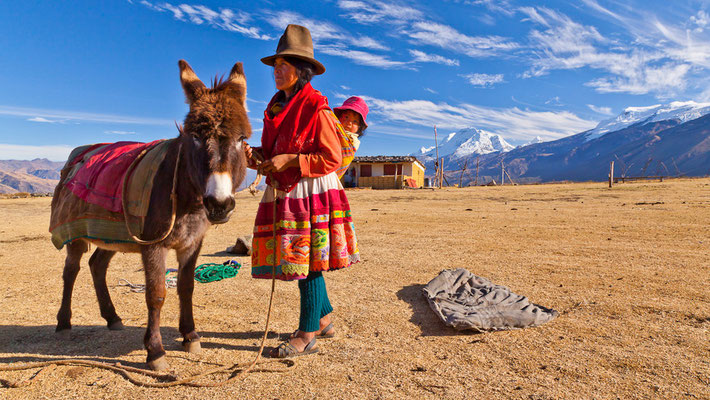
left=396, top=284, right=475, bottom=337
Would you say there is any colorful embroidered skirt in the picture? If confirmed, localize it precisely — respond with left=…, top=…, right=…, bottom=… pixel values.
left=251, top=172, right=359, bottom=281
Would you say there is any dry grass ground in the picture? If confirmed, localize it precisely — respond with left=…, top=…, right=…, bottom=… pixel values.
left=0, top=178, right=708, bottom=399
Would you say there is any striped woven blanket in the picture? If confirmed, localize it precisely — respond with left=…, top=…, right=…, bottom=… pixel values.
left=49, top=140, right=173, bottom=249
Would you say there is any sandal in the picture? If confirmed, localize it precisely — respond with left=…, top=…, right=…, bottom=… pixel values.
left=286, top=323, right=336, bottom=340
left=271, top=337, right=319, bottom=358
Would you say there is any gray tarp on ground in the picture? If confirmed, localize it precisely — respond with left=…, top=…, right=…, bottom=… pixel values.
left=422, top=268, right=558, bottom=332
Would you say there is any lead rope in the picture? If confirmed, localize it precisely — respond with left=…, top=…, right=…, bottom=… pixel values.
left=0, top=170, right=290, bottom=388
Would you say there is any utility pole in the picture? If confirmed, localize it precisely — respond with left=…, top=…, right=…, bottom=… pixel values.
left=475, top=156, right=479, bottom=186
left=433, top=125, right=440, bottom=188
left=501, top=161, right=505, bottom=185
left=609, top=161, right=614, bottom=188
left=459, top=160, right=467, bottom=187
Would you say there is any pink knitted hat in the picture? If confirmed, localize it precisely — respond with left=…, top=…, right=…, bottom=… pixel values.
left=334, top=96, right=369, bottom=130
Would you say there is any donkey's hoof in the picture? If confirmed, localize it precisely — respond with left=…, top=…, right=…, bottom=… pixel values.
left=147, top=356, right=169, bottom=371
left=55, top=329, right=71, bottom=340
left=108, top=320, right=124, bottom=331
left=183, top=340, right=202, bottom=354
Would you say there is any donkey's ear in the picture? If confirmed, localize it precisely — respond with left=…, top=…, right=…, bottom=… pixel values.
left=225, top=62, right=247, bottom=109
left=179, top=60, right=206, bottom=104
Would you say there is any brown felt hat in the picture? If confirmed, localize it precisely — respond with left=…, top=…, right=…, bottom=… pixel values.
left=261, top=24, right=326, bottom=75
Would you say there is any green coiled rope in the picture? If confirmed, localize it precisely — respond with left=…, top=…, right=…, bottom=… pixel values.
left=194, top=261, right=241, bottom=283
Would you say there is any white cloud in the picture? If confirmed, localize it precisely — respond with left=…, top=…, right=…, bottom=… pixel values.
left=407, top=21, right=518, bottom=57
left=319, top=45, right=411, bottom=69
left=545, top=96, right=563, bottom=106
left=690, top=10, right=709, bottom=33
left=105, top=130, right=137, bottom=135
left=360, top=95, right=597, bottom=141
left=265, top=11, right=347, bottom=43
left=699, top=86, right=710, bottom=102
left=336, top=0, right=423, bottom=25
left=424, top=88, right=438, bottom=94
left=409, top=50, right=459, bottom=66
left=585, top=63, right=692, bottom=94
left=340, top=85, right=351, bottom=90
left=0, top=143, right=73, bottom=161
left=0, top=105, right=173, bottom=125
left=579, top=0, right=626, bottom=23
left=651, top=19, right=710, bottom=69
left=587, top=104, right=613, bottom=115
left=265, top=11, right=387, bottom=51
left=263, top=11, right=399, bottom=68
left=27, top=117, right=60, bottom=123
left=460, top=73, right=504, bottom=87
left=356, top=36, right=390, bottom=51
left=140, top=1, right=272, bottom=40
left=477, top=14, right=496, bottom=26
left=464, top=0, right=516, bottom=17
left=520, top=6, right=697, bottom=96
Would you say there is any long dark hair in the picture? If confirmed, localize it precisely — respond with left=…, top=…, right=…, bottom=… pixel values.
left=275, top=56, right=316, bottom=102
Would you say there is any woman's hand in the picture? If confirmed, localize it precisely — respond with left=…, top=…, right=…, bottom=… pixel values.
left=244, top=142, right=260, bottom=169
left=260, top=154, right=299, bottom=173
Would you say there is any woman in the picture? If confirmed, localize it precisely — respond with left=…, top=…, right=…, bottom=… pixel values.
left=244, top=24, right=360, bottom=358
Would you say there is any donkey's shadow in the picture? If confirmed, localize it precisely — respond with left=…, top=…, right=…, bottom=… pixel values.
left=0, top=324, right=269, bottom=365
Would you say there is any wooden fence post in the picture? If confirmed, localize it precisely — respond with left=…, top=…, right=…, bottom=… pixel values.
left=609, top=161, right=614, bottom=188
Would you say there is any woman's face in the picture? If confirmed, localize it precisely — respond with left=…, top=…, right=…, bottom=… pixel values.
left=273, top=58, right=299, bottom=93
left=339, top=110, right=362, bottom=134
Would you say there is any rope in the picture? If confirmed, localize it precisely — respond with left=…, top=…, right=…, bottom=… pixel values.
left=194, top=261, right=241, bottom=283
left=1, top=240, right=284, bottom=387
left=118, top=261, right=241, bottom=293
left=118, top=269, right=179, bottom=293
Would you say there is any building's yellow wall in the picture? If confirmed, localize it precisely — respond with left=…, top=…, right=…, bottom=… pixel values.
left=411, top=163, right=425, bottom=187
left=351, top=161, right=426, bottom=188
left=358, top=175, right=408, bottom=189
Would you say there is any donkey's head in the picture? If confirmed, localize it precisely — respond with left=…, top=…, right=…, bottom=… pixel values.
left=178, top=60, right=251, bottom=224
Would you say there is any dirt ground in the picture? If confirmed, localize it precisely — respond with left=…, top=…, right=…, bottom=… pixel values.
left=0, top=178, right=708, bottom=399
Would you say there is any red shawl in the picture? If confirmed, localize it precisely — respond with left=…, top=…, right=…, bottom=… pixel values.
left=262, top=82, right=330, bottom=192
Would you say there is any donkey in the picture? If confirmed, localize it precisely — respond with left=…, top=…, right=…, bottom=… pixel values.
left=51, top=60, right=251, bottom=371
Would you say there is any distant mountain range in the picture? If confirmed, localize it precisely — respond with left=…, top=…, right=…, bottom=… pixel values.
left=419, top=101, right=710, bottom=184
left=0, top=159, right=64, bottom=194
left=3, top=100, right=709, bottom=192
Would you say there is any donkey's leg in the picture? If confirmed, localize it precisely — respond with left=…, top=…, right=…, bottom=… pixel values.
left=88, top=249, right=123, bottom=330
left=56, top=240, right=89, bottom=334
left=141, top=245, right=169, bottom=371
left=176, top=239, right=203, bottom=354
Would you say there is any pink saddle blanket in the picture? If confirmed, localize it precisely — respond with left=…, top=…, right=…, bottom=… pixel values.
left=65, top=140, right=164, bottom=213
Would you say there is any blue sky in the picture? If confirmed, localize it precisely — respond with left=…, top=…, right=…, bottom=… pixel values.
left=1, top=0, right=710, bottom=160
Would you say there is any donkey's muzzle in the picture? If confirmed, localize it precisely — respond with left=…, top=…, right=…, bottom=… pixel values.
left=203, top=195, right=235, bottom=224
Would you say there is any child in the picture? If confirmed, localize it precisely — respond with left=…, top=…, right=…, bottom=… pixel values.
left=333, top=96, right=368, bottom=186
left=334, top=96, right=368, bottom=152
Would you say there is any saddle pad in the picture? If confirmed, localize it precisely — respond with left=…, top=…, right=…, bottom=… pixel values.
left=49, top=140, right=174, bottom=249
left=64, top=140, right=165, bottom=213
left=124, top=140, right=173, bottom=217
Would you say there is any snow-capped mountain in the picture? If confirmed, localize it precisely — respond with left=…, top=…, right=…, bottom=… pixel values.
left=520, top=136, right=544, bottom=147
left=418, top=127, right=514, bottom=162
left=586, top=101, right=710, bottom=142
left=450, top=104, right=710, bottom=185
